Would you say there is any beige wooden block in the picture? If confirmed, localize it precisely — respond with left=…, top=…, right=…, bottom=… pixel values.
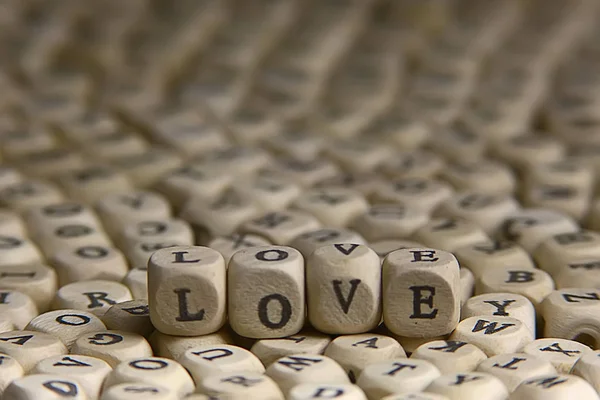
left=148, top=246, right=226, bottom=336
left=380, top=151, right=444, bottom=181
left=0, top=209, right=26, bottom=237
left=263, top=126, right=325, bottom=162
left=197, top=371, right=284, bottom=399
left=266, top=354, right=349, bottom=396
left=154, top=165, right=231, bottom=211
left=289, top=228, right=366, bottom=258
left=525, top=159, right=594, bottom=194
left=180, top=189, right=260, bottom=241
left=307, top=244, right=381, bottom=334
left=234, top=175, right=303, bottom=213
left=460, top=267, right=475, bottom=307
left=357, top=358, right=441, bottom=399
left=499, top=208, right=579, bottom=253
left=102, top=300, right=153, bottom=337
left=34, top=223, right=113, bottom=260
left=542, top=288, right=600, bottom=347
left=450, top=316, right=533, bottom=357
left=0, top=353, right=24, bottom=396
left=383, top=248, right=461, bottom=337
left=572, top=350, right=600, bottom=393
left=510, top=374, right=599, bottom=400
left=250, top=330, right=332, bottom=367
left=0, top=263, right=57, bottom=312
left=226, top=106, right=280, bottom=145
left=523, top=184, right=591, bottom=221
left=0, top=168, right=23, bottom=192
left=58, top=165, right=134, bottom=205
left=292, top=188, right=369, bottom=228
left=492, top=134, right=565, bottom=171
left=112, top=147, right=183, bottom=188
left=454, top=241, right=535, bottom=280
left=522, top=338, right=593, bottom=374
left=426, top=372, right=508, bottom=400
left=324, top=334, right=406, bottom=383
left=178, top=344, right=265, bottom=384
left=124, top=240, right=190, bottom=269
left=411, top=340, right=487, bottom=374
left=208, top=233, right=271, bottom=266
left=315, top=172, right=383, bottom=198
left=364, top=113, right=431, bottom=150
left=0, top=235, right=43, bottom=267
left=0, top=330, right=67, bottom=372
left=289, top=383, right=367, bottom=400
left=435, top=192, right=520, bottom=235
left=14, top=148, right=86, bottom=180
left=100, top=383, right=177, bottom=400
left=370, top=240, right=424, bottom=261
left=462, top=293, right=536, bottom=337
left=380, top=393, right=450, bottom=400
left=26, top=309, right=106, bottom=350
left=71, top=330, right=153, bottom=368
left=149, top=329, right=233, bottom=360
left=122, top=268, right=147, bottom=300
left=350, top=204, right=429, bottom=242
left=196, top=146, right=271, bottom=177
left=0, top=290, right=38, bottom=330
left=427, top=126, right=485, bottom=163
left=120, top=218, right=194, bottom=248
left=590, top=199, right=600, bottom=231
left=152, top=121, right=230, bottom=159
left=476, top=265, right=555, bottom=311
left=476, top=353, right=557, bottom=392
left=104, top=356, right=194, bottom=397
left=33, top=355, right=112, bottom=400
left=96, top=191, right=172, bottom=237
left=25, top=202, right=103, bottom=233
left=261, top=158, right=340, bottom=188
left=441, top=160, right=516, bottom=196
left=0, top=318, right=13, bottom=332
left=326, top=138, right=393, bottom=173
left=50, top=245, right=129, bottom=287
left=552, top=257, right=600, bottom=289
left=413, top=218, right=490, bottom=252
left=240, top=210, right=321, bottom=245
left=53, top=280, right=133, bottom=317
left=0, top=130, right=58, bottom=159
left=229, top=246, right=305, bottom=338
left=79, top=131, right=149, bottom=161
left=3, top=374, right=88, bottom=400
left=535, top=230, right=600, bottom=277
left=374, top=178, right=453, bottom=214
left=0, top=180, right=65, bottom=212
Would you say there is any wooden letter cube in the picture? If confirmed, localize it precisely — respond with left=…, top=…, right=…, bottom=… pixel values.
left=476, top=353, right=557, bottom=392
left=411, top=340, right=487, bottom=374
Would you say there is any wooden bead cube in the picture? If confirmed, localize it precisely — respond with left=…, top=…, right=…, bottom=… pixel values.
left=208, top=233, right=271, bottom=266
left=71, top=330, right=153, bottom=368
left=0, top=208, right=27, bottom=237
left=383, top=248, right=461, bottom=337
left=525, top=159, right=594, bottom=193
left=0, top=263, right=57, bottom=312
left=426, top=372, right=508, bottom=400
left=33, top=355, right=112, bottom=400
left=476, top=353, right=557, bottom=392
left=250, top=330, right=332, bottom=367
left=454, top=241, right=535, bottom=280
left=357, top=359, right=441, bottom=399
left=3, top=374, right=88, bottom=400
left=535, top=230, right=600, bottom=277
left=104, top=356, right=195, bottom=397
left=241, top=210, right=321, bottom=245
left=462, top=293, right=536, bottom=337
left=124, top=240, right=190, bottom=269
left=324, top=334, right=406, bottom=383
left=307, top=243, right=381, bottom=334
left=373, top=178, right=453, bottom=214
left=53, top=280, right=133, bottom=317
left=178, top=344, right=265, bottom=384
left=289, top=228, right=366, bottom=258
left=292, top=188, right=369, bottom=228
left=122, top=267, right=147, bottom=300
left=149, top=329, right=233, bottom=360
left=102, top=300, right=154, bottom=337
left=148, top=246, right=226, bottom=336
left=411, top=340, right=487, bottom=374
left=492, top=134, right=565, bottom=171
left=0, top=290, right=38, bottom=330
left=0, top=235, right=43, bottom=267
left=0, top=353, right=24, bottom=397
left=119, top=219, right=194, bottom=249
left=58, top=165, right=134, bottom=205
left=523, top=184, right=590, bottom=222
left=413, top=218, right=490, bottom=253
left=288, top=383, right=367, bottom=400
left=101, top=383, right=178, bottom=400
left=379, top=151, right=444, bottom=181
left=0, top=330, right=67, bottom=372
left=261, top=158, right=340, bottom=188
left=233, top=175, right=302, bottom=213
left=197, top=146, right=271, bottom=178
left=350, top=204, right=429, bottom=242
left=441, top=160, right=516, bottom=195
left=522, top=338, right=593, bottom=374
left=24, top=202, right=103, bottom=233
left=229, top=246, right=305, bottom=338
left=50, top=245, right=129, bottom=286
left=380, top=393, right=450, bottom=400
left=572, top=350, right=600, bottom=393
left=436, top=192, right=519, bottom=235
left=196, top=371, right=284, bottom=399
left=475, top=265, right=555, bottom=310
left=499, top=208, right=579, bottom=253
left=460, top=267, right=475, bottom=306
left=111, top=147, right=183, bottom=188
left=510, top=374, right=599, bottom=400
left=266, top=354, right=349, bottom=396
left=0, top=180, right=65, bottom=213
left=450, top=316, right=533, bottom=356
left=34, top=222, right=113, bottom=260
left=25, top=309, right=106, bottom=349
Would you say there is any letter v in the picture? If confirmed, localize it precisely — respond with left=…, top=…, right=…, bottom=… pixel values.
left=332, top=279, right=361, bottom=314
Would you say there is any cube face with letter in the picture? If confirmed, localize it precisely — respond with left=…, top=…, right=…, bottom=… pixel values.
left=383, top=248, right=460, bottom=338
